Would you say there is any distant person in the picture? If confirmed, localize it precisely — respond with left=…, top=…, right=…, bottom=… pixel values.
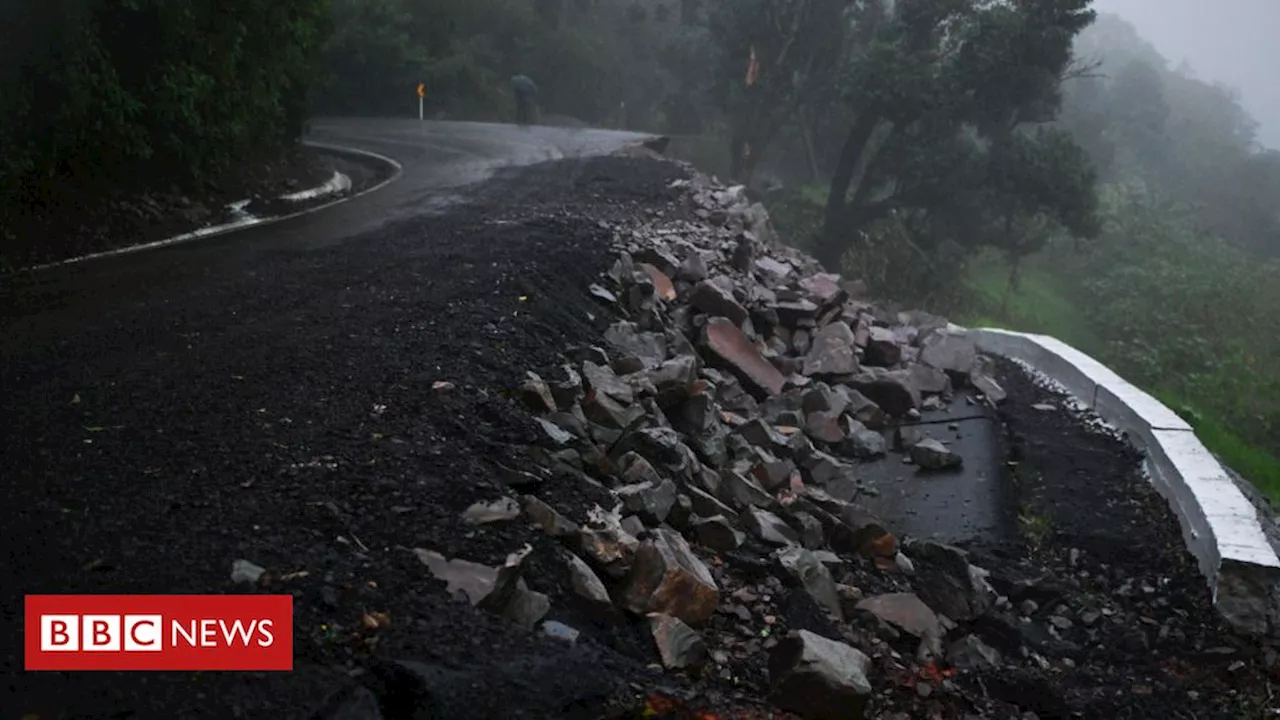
left=510, top=74, right=539, bottom=126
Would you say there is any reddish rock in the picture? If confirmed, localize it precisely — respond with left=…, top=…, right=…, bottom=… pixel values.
left=701, top=317, right=786, bottom=396
left=621, top=528, right=720, bottom=626
left=637, top=262, right=676, bottom=301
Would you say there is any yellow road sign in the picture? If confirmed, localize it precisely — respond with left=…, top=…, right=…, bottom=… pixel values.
left=416, top=83, right=426, bottom=98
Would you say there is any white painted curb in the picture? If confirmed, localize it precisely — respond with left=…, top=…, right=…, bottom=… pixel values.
left=17, top=142, right=403, bottom=273
left=280, top=169, right=352, bottom=202
left=963, top=326, right=1280, bottom=636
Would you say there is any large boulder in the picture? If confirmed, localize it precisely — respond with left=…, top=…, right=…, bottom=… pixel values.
left=621, top=528, right=720, bottom=626
left=769, top=630, right=873, bottom=720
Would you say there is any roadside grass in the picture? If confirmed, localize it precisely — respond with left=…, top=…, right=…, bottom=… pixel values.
left=960, top=251, right=1280, bottom=504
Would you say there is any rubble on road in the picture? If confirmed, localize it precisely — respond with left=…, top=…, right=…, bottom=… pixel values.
left=324, top=159, right=1276, bottom=720
left=471, top=170, right=1019, bottom=717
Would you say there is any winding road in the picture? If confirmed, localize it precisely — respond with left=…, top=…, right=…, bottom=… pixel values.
left=0, top=118, right=653, bottom=333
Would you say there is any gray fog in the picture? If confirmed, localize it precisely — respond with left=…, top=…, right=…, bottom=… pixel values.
left=1093, top=0, right=1280, bottom=150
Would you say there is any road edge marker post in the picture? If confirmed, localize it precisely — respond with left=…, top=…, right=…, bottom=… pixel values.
left=417, top=82, right=425, bottom=123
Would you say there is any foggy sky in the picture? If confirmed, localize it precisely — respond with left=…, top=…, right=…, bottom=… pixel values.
left=1091, top=0, right=1280, bottom=150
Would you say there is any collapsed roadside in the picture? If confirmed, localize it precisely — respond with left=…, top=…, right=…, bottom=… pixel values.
left=307, top=150, right=1280, bottom=718
left=1, top=147, right=1275, bottom=720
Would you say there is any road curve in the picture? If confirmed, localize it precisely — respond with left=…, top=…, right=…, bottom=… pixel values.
left=0, top=118, right=654, bottom=336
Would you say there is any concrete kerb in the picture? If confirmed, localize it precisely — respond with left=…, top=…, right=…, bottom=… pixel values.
left=17, top=142, right=403, bottom=273
left=963, top=326, right=1280, bottom=637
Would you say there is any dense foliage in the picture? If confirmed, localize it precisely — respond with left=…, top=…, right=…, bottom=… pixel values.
left=0, top=0, right=329, bottom=221
left=316, top=0, right=717, bottom=129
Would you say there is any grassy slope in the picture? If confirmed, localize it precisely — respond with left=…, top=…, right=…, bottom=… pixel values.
left=961, top=253, right=1280, bottom=503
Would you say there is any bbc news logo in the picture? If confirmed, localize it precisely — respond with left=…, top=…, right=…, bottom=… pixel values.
left=25, top=595, right=292, bottom=671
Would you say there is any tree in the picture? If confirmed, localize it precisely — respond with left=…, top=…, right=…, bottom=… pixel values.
left=708, top=0, right=853, bottom=183
left=814, top=0, right=1098, bottom=271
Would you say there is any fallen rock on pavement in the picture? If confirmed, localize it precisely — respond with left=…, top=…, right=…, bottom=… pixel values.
left=769, top=629, right=873, bottom=720
left=909, top=438, right=963, bottom=470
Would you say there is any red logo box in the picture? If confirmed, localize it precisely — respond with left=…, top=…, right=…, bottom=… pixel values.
left=25, top=595, right=293, bottom=671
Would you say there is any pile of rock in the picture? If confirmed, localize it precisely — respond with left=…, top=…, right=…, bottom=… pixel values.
left=417, top=171, right=1015, bottom=718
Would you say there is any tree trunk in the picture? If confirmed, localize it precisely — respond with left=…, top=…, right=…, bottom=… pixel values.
left=800, top=110, right=820, bottom=182
left=816, top=114, right=881, bottom=271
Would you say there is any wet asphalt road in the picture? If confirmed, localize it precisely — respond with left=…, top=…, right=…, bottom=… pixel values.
left=0, top=118, right=653, bottom=715
left=0, top=118, right=653, bottom=341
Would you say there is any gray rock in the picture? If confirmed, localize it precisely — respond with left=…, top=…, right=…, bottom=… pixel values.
left=578, top=521, right=640, bottom=580
left=719, top=470, right=775, bottom=510
left=646, top=355, right=700, bottom=405
left=542, top=620, right=581, bottom=645
left=617, top=427, right=693, bottom=473
left=502, top=579, right=551, bottom=631
left=894, top=425, right=926, bottom=450
left=863, top=326, right=902, bottom=367
left=971, top=372, right=1007, bottom=404
left=802, top=384, right=849, bottom=416
left=736, top=418, right=791, bottom=452
left=566, top=552, right=613, bottom=609
left=839, top=387, right=888, bottom=428
left=910, top=438, right=962, bottom=470
left=616, top=479, right=678, bottom=524
left=544, top=410, right=588, bottom=440
left=803, top=321, right=859, bottom=376
left=520, top=371, right=558, bottom=413
left=793, top=511, right=826, bottom=549
left=748, top=450, right=795, bottom=491
left=686, top=485, right=737, bottom=521
left=649, top=613, right=708, bottom=669
left=948, top=634, right=1002, bottom=670
left=804, top=410, right=846, bottom=445
left=550, top=364, right=585, bottom=409
left=621, top=514, right=647, bottom=537
left=620, top=452, right=662, bottom=485
left=842, top=420, right=887, bottom=459
left=690, top=280, right=748, bottom=326
left=692, top=515, right=746, bottom=552
left=583, top=360, right=634, bottom=404
left=842, top=367, right=920, bottom=418
left=855, top=593, right=942, bottom=639
left=534, top=417, right=576, bottom=446
left=769, top=630, right=873, bottom=720
left=462, top=497, right=521, bottom=524
left=678, top=252, right=709, bottom=282
left=908, top=363, right=951, bottom=396
left=743, top=507, right=800, bottom=546
left=905, top=540, right=997, bottom=622
left=604, top=321, right=668, bottom=370
left=230, top=559, right=265, bottom=585
left=521, top=495, right=579, bottom=537
left=414, top=546, right=529, bottom=614
left=777, top=546, right=844, bottom=621
left=920, top=332, right=977, bottom=379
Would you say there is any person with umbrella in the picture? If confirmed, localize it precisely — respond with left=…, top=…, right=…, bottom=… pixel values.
left=510, top=74, right=539, bottom=126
